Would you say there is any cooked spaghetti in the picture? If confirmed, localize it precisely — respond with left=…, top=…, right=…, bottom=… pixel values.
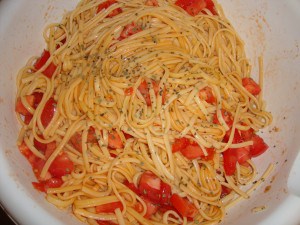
left=15, top=0, right=273, bottom=224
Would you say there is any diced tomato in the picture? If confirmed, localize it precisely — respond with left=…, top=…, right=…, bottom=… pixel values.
left=87, top=127, right=98, bottom=143
left=250, top=135, right=269, bottom=157
left=44, top=177, right=63, bottom=190
left=199, top=86, right=216, bottom=104
left=213, top=109, right=233, bottom=127
left=44, top=141, right=56, bottom=159
left=172, top=137, right=189, bottom=153
left=97, top=0, right=122, bottom=18
left=170, top=194, right=198, bottom=218
left=124, top=181, right=141, bottom=195
left=175, top=0, right=216, bottom=16
left=108, top=130, right=124, bottom=149
left=118, top=22, right=142, bottom=41
left=96, top=220, right=116, bottom=225
left=141, top=196, right=159, bottom=218
left=242, top=77, right=261, bottom=96
left=134, top=202, right=144, bottom=213
left=15, top=95, right=35, bottom=116
left=18, top=142, right=36, bottom=165
left=32, top=158, right=47, bottom=179
left=180, top=143, right=204, bottom=160
left=201, top=147, right=215, bottom=161
left=222, top=148, right=237, bottom=176
left=124, top=87, right=134, bottom=96
left=158, top=204, right=176, bottom=214
left=34, top=135, right=47, bottom=152
left=34, top=50, right=57, bottom=78
left=236, top=146, right=251, bottom=164
left=32, top=182, right=45, bottom=192
left=49, top=152, right=74, bottom=178
left=160, top=182, right=172, bottom=205
left=41, top=97, right=56, bottom=128
left=145, top=0, right=159, bottom=6
left=24, top=114, right=33, bottom=125
left=96, top=201, right=123, bottom=213
left=240, top=128, right=254, bottom=141
left=138, top=80, right=166, bottom=106
left=123, top=132, right=133, bottom=140
left=220, top=185, right=232, bottom=198
left=70, top=132, right=82, bottom=152
left=32, top=92, right=44, bottom=108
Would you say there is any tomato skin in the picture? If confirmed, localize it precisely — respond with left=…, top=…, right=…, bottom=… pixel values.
left=199, top=86, right=216, bottom=104
left=96, top=220, right=116, bottom=225
left=70, top=132, right=82, bottom=152
left=44, top=141, right=56, bottom=159
left=32, top=92, right=44, bottom=108
left=180, top=144, right=204, bottom=160
left=175, top=0, right=216, bottom=16
left=49, top=153, right=74, bottom=178
left=242, top=77, right=261, bottom=96
left=220, top=185, right=232, bottom=198
left=170, top=194, right=198, bottom=218
left=24, top=114, right=33, bottom=125
left=34, top=50, right=57, bottom=78
left=32, top=182, right=46, bottom=192
left=34, top=135, right=47, bottom=152
left=160, top=182, right=172, bottom=205
left=15, top=95, right=35, bottom=116
left=97, top=0, right=122, bottom=18
left=172, top=137, right=189, bottom=153
left=118, top=22, right=142, bottom=40
left=108, top=130, right=124, bottom=149
left=141, top=196, right=159, bottom=218
left=96, top=201, right=123, bottom=213
left=222, top=148, right=237, bottom=176
left=240, top=128, right=254, bottom=141
left=250, top=135, right=269, bottom=157
left=41, top=97, right=56, bottom=128
left=202, top=147, right=215, bottom=161
left=124, top=181, right=141, bottom=195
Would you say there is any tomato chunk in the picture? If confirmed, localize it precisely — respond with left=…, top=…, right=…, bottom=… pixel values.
left=172, top=137, right=189, bottom=153
left=15, top=95, right=35, bottom=116
left=242, top=77, right=261, bottom=96
left=250, top=134, right=269, bottom=157
left=124, top=181, right=141, bottom=195
left=220, top=185, right=232, bottom=198
left=170, top=194, right=198, bottom=218
left=18, top=142, right=36, bottom=165
left=118, top=22, right=142, bottom=41
left=96, top=220, right=116, bottom=225
left=141, top=196, right=159, bottom=218
left=222, top=148, right=237, bottom=176
left=108, top=130, right=124, bottom=149
left=49, top=152, right=74, bottom=178
left=175, top=0, right=216, bottom=16
left=124, top=87, right=134, bottom=96
left=34, top=50, right=57, bottom=78
left=138, top=80, right=166, bottom=106
left=213, top=109, right=233, bottom=127
left=96, top=201, right=123, bottom=213
left=199, top=86, right=216, bottom=104
left=41, top=97, right=56, bottom=128
left=97, top=0, right=122, bottom=17
left=180, top=143, right=204, bottom=160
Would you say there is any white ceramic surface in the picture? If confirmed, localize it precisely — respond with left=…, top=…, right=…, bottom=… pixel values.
left=0, top=0, right=299, bottom=225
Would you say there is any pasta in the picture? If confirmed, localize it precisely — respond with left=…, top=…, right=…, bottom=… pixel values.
left=15, top=0, right=273, bottom=224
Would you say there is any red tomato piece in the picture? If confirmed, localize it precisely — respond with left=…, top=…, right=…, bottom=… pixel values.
left=44, top=177, right=63, bottom=190
left=141, top=196, right=159, bottom=218
left=44, top=141, right=56, bottom=159
left=32, top=182, right=46, bottom=192
left=236, top=146, right=251, bottom=164
left=34, top=50, right=57, bottom=78
left=222, top=148, right=237, bottom=176
left=96, top=201, right=123, bottom=213
left=170, top=194, right=198, bottom=218
left=32, top=92, right=44, bottom=108
left=138, top=80, right=166, bottom=106
left=108, top=130, right=124, bottom=149
left=240, top=128, right=254, bottom=141
left=18, top=142, right=36, bottom=165
left=172, top=137, right=189, bottom=153
left=220, top=185, right=232, bottom=198
left=213, top=109, right=233, bottom=127
left=118, top=22, right=142, bottom=41
left=24, top=114, right=33, bottom=125
left=41, top=97, right=56, bottom=128
left=201, top=147, right=215, bottom=161
left=145, top=0, right=159, bottom=6
left=250, top=135, right=269, bottom=157
left=242, top=77, right=261, bottom=96
left=15, top=95, right=35, bottom=116
left=175, top=0, right=216, bottom=16
left=34, top=135, right=47, bottom=152
left=87, top=127, right=98, bottom=143
left=139, top=171, right=161, bottom=203
left=96, top=220, right=116, bottom=225
left=70, top=132, right=83, bottom=152
left=199, top=86, right=216, bottom=104
left=124, top=181, right=141, bottom=195
left=49, top=153, right=74, bottom=178
left=124, top=87, right=134, bottom=96
left=160, top=182, right=172, bottom=205
left=97, top=0, right=122, bottom=18
left=123, top=132, right=133, bottom=140
left=180, top=144, right=204, bottom=160
left=32, top=158, right=47, bottom=179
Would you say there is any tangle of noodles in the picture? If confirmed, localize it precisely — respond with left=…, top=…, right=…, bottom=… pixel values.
left=15, top=0, right=273, bottom=224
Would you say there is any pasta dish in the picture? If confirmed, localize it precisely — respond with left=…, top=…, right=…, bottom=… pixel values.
left=15, top=0, right=273, bottom=224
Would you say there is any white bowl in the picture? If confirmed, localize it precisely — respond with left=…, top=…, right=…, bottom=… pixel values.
left=0, top=0, right=299, bottom=225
